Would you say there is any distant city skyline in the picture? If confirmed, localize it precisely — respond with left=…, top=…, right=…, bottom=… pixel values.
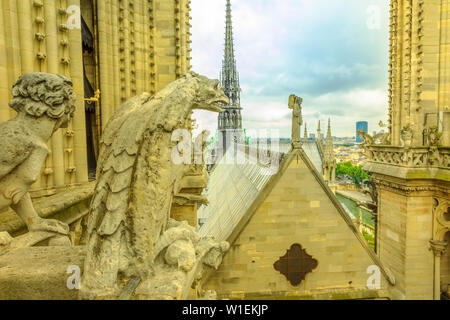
left=190, top=0, right=390, bottom=138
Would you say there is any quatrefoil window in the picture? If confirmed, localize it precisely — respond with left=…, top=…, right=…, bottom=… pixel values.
left=273, top=243, right=318, bottom=286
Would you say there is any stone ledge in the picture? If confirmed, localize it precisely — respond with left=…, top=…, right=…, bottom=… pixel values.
left=0, top=182, right=94, bottom=236
left=0, top=246, right=86, bottom=300
left=364, top=161, right=450, bottom=181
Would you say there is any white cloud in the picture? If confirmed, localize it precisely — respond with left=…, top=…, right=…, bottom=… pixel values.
left=190, top=0, right=390, bottom=138
left=304, top=88, right=388, bottom=137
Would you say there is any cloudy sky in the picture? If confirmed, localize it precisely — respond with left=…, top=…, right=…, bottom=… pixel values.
left=190, top=0, right=390, bottom=138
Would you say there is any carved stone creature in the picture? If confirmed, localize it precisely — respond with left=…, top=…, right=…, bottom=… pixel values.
left=0, top=73, right=74, bottom=236
left=357, top=129, right=375, bottom=159
left=154, top=220, right=200, bottom=272
left=80, top=72, right=229, bottom=299
left=423, top=125, right=442, bottom=147
left=134, top=220, right=229, bottom=300
left=289, top=94, right=303, bottom=148
left=373, top=132, right=391, bottom=145
left=358, top=129, right=374, bottom=146
left=400, top=124, right=413, bottom=147
left=131, top=219, right=229, bottom=300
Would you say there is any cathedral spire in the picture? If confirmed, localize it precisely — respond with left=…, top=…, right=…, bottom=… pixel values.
left=324, top=119, right=334, bottom=162
left=327, top=118, right=332, bottom=139
left=215, top=0, right=244, bottom=158
left=220, top=0, right=241, bottom=110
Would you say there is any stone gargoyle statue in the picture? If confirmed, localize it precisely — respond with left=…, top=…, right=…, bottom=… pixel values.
left=0, top=73, right=74, bottom=239
left=400, top=124, right=413, bottom=147
left=288, top=94, right=303, bottom=149
left=80, top=72, right=230, bottom=300
left=357, top=129, right=374, bottom=146
left=357, top=129, right=375, bottom=159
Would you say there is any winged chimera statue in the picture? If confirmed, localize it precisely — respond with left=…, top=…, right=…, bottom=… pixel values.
left=80, top=72, right=230, bottom=300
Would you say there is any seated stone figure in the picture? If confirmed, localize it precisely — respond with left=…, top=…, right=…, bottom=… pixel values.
left=0, top=72, right=75, bottom=235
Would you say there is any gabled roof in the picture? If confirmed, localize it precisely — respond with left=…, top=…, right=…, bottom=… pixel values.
left=199, top=149, right=283, bottom=240
left=199, top=147, right=396, bottom=286
left=302, top=141, right=322, bottom=172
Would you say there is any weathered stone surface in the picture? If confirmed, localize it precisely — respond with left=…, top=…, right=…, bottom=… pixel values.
left=0, top=73, right=74, bottom=237
left=0, top=246, right=86, bottom=300
left=133, top=227, right=229, bottom=300
left=365, top=0, right=450, bottom=300
left=80, top=72, right=229, bottom=299
left=0, top=232, right=12, bottom=254
left=0, top=182, right=94, bottom=245
left=0, top=1, right=193, bottom=195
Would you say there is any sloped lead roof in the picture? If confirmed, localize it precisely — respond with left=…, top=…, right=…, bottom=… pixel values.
left=199, top=149, right=279, bottom=240
left=199, top=142, right=321, bottom=240
left=302, top=141, right=322, bottom=172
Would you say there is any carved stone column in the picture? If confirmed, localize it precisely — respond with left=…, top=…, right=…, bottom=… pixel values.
left=429, top=239, right=448, bottom=300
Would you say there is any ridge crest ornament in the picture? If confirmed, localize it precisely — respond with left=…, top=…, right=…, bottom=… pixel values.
left=273, top=243, right=318, bottom=286
left=288, top=94, right=303, bottom=149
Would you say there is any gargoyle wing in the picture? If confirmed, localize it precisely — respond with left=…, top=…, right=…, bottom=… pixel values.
left=88, top=93, right=153, bottom=237
left=86, top=92, right=180, bottom=274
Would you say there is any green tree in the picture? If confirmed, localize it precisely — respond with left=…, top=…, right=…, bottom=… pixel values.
left=336, top=161, right=370, bottom=187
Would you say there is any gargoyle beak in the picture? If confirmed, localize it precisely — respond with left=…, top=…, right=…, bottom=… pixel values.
left=195, top=94, right=228, bottom=113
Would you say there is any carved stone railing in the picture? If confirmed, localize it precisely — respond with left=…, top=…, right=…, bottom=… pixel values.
left=364, top=145, right=450, bottom=169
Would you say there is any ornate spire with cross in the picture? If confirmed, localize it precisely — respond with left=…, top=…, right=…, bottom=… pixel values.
left=220, top=0, right=241, bottom=111
left=219, top=0, right=242, bottom=130
left=216, top=0, right=244, bottom=156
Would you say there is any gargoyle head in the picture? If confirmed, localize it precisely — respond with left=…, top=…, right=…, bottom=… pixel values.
left=357, top=129, right=366, bottom=137
left=9, top=72, right=76, bottom=130
left=188, top=72, right=228, bottom=113
left=400, top=124, right=413, bottom=138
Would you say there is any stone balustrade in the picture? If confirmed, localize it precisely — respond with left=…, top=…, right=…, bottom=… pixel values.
left=364, top=145, right=450, bottom=169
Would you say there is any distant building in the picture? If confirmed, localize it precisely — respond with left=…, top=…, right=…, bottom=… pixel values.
left=356, top=121, right=368, bottom=143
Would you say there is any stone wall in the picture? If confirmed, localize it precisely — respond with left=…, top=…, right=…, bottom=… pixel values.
left=442, top=232, right=450, bottom=295
left=0, top=0, right=88, bottom=196
left=366, top=0, right=450, bottom=300
left=0, top=0, right=192, bottom=196
left=96, top=0, right=192, bottom=123
left=377, top=184, right=436, bottom=299
left=389, top=0, right=450, bottom=146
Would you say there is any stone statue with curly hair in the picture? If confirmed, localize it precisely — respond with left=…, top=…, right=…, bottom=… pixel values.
left=0, top=72, right=76, bottom=236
